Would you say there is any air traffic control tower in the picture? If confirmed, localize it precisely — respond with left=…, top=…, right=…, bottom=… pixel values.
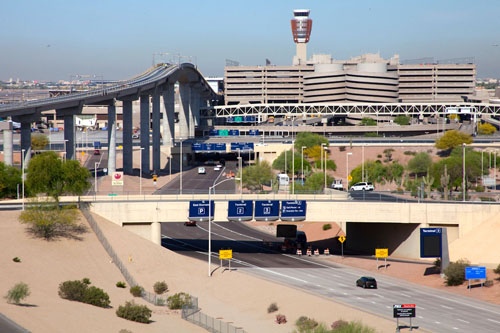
left=291, top=9, right=312, bottom=65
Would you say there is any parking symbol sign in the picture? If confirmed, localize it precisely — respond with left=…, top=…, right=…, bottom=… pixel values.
left=198, top=208, right=205, bottom=215
left=237, top=207, right=244, bottom=215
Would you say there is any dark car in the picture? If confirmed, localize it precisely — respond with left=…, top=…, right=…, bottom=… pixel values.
left=93, top=149, right=100, bottom=155
left=356, top=276, right=377, bottom=289
left=184, top=221, right=197, bottom=226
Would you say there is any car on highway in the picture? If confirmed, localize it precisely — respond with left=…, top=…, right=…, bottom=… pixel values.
left=356, top=276, right=377, bottom=289
left=184, top=221, right=197, bottom=226
left=350, top=182, right=374, bottom=191
left=198, top=167, right=206, bottom=174
left=214, top=164, right=223, bottom=171
left=93, top=149, right=100, bottom=155
left=331, top=179, right=343, bottom=191
left=132, top=132, right=139, bottom=139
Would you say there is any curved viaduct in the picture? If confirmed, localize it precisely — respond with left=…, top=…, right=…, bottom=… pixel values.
left=0, top=63, right=218, bottom=175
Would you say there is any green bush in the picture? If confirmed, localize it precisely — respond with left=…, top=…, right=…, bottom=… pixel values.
left=331, top=320, right=348, bottom=330
left=5, top=282, right=30, bottom=304
left=82, top=286, right=110, bottom=308
left=404, top=151, right=417, bottom=156
left=332, top=320, right=376, bottom=333
left=360, top=118, right=376, bottom=126
left=153, top=281, right=168, bottom=295
left=82, top=277, right=91, bottom=285
left=58, top=280, right=87, bottom=301
left=156, top=298, right=166, bottom=306
left=295, top=316, right=318, bottom=332
left=364, top=132, right=380, bottom=137
left=443, top=259, right=470, bottom=286
left=116, top=301, right=152, bottom=323
left=116, top=281, right=126, bottom=288
left=167, top=292, right=192, bottom=309
left=394, top=115, right=410, bottom=126
left=267, top=302, right=278, bottom=313
left=12, top=257, right=21, bottom=263
left=130, top=285, right=143, bottom=297
left=493, top=264, right=500, bottom=275
left=322, top=224, right=332, bottom=231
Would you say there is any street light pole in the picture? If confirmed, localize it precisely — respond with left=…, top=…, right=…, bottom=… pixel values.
left=324, top=147, right=328, bottom=190
left=179, top=138, right=184, bottom=195
left=21, top=149, right=25, bottom=211
left=362, top=145, right=365, bottom=182
left=292, top=139, right=295, bottom=195
left=301, top=146, right=306, bottom=185
left=94, top=162, right=99, bottom=194
left=462, top=143, right=466, bottom=202
left=208, top=176, right=240, bottom=277
left=64, top=139, right=69, bottom=161
left=140, top=147, right=145, bottom=195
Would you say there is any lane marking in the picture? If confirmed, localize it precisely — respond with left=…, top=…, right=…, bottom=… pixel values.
left=400, top=293, right=411, bottom=297
left=343, top=292, right=348, bottom=295
left=213, top=222, right=262, bottom=241
left=441, top=305, right=453, bottom=310
left=307, top=273, right=316, bottom=278
left=371, top=301, right=376, bottom=304
left=386, top=306, right=391, bottom=309
left=435, top=321, right=441, bottom=324
left=487, top=318, right=500, bottom=324
left=316, top=284, right=321, bottom=287
left=457, top=319, right=470, bottom=324
left=417, top=316, right=423, bottom=319
left=374, top=293, right=384, bottom=298
left=452, top=327, right=459, bottom=330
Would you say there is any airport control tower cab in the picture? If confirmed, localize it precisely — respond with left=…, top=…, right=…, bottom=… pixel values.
left=291, top=9, right=312, bottom=65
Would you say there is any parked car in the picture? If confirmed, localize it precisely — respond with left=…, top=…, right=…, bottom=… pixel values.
left=331, top=179, right=343, bottom=191
left=184, top=221, right=197, bottom=226
left=132, top=132, right=139, bottom=139
left=350, top=182, right=374, bottom=191
left=93, top=149, right=100, bottom=155
left=356, top=276, right=377, bottom=289
left=198, top=167, right=206, bottom=174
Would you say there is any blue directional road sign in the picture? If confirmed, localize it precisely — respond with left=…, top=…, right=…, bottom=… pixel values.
left=249, top=129, right=259, bottom=136
left=465, top=267, right=486, bottom=280
left=420, top=228, right=442, bottom=258
left=191, top=143, right=226, bottom=152
left=188, top=201, right=214, bottom=222
left=254, top=200, right=279, bottom=221
left=229, top=129, right=240, bottom=136
left=280, top=200, right=307, bottom=221
left=209, top=129, right=219, bottom=136
left=231, top=142, right=254, bottom=151
left=227, top=200, right=253, bottom=222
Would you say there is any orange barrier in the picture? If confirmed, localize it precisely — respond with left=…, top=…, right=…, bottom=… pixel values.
left=306, top=249, right=312, bottom=256
left=324, top=248, right=330, bottom=256
left=296, top=249, right=302, bottom=256
left=314, top=249, right=320, bottom=256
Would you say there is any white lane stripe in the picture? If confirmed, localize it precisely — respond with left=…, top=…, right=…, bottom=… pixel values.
left=441, top=305, right=453, bottom=310
left=457, top=319, right=470, bottom=324
left=487, top=318, right=500, bottom=324
left=316, top=284, right=321, bottom=287
left=435, top=321, right=441, bottom=324
left=400, top=293, right=411, bottom=297
left=213, top=222, right=262, bottom=241
left=307, top=273, right=316, bottom=278
left=417, top=316, right=423, bottom=319
left=452, top=327, right=459, bottom=330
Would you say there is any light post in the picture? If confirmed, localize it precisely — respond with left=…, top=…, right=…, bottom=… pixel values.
left=362, top=145, right=365, bottom=182
left=324, top=146, right=328, bottom=190
left=21, top=149, right=25, bottom=211
left=346, top=152, right=353, bottom=189
left=140, top=147, right=145, bottom=195
left=208, top=176, right=240, bottom=277
left=237, top=155, right=243, bottom=198
left=462, top=143, right=466, bottom=202
left=321, top=143, right=325, bottom=172
left=301, top=146, right=306, bottom=185
left=179, top=138, right=184, bottom=194
left=292, top=139, right=295, bottom=195
left=94, top=162, right=99, bottom=194
left=63, top=139, right=69, bottom=161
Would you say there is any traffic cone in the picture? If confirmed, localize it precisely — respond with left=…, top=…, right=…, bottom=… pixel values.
left=296, top=249, right=302, bottom=256
left=306, top=249, right=312, bottom=256
left=314, top=249, right=320, bottom=256
left=324, top=248, right=330, bottom=256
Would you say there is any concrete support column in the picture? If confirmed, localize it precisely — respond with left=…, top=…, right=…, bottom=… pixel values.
left=140, top=94, right=150, bottom=175
left=178, top=83, right=190, bottom=139
left=162, top=84, right=175, bottom=147
left=151, top=222, right=161, bottom=245
left=63, top=115, right=75, bottom=160
left=19, top=121, right=32, bottom=168
left=152, top=91, right=161, bottom=174
left=3, top=126, right=13, bottom=166
left=122, top=100, right=133, bottom=175
left=107, top=103, right=116, bottom=174
left=190, top=86, right=201, bottom=136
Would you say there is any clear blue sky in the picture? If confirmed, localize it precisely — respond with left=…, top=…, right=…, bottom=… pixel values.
left=1, top=0, right=499, bottom=81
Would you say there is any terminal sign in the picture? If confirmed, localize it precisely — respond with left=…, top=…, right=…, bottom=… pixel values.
left=254, top=200, right=280, bottom=221
left=280, top=200, right=306, bottom=221
left=227, top=200, right=253, bottom=222
left=393, top=304, right=416, bottom=318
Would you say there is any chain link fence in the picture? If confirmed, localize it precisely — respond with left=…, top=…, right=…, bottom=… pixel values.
left=182, top=297, right=247, bottom=333
left=80, top=204, right=167, bottom=306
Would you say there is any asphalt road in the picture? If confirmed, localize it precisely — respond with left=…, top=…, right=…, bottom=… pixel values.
left=0, top=313, right=29, bottom=333
left=155, top=161, right=238, bottom=195
left=349, top=191, right=416, bottom=203
left=161, top=221, right=500, bottom=333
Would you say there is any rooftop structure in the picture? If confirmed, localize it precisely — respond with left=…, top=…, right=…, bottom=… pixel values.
left=291, top=9, right=312, bottom=65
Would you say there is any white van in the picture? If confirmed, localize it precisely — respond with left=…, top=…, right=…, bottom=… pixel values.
left=198, top=167, right=206, bottom=174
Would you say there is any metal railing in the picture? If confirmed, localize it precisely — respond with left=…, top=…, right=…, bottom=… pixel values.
left=182, top=296, right=246, bottom=333
left=80, top=204, right=167, bottom=306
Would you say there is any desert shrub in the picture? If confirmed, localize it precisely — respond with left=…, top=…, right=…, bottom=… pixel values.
left=339, top=146, right=346, bottom=152
left=394, top=115, right=410, bottom=126
left=296, top=316, right=318, bottom=332
left=58, top=280, right=87, bottom=301
left=377, top=154, right=382, bottom=158
left=475, top=185, right=485, bottom=192
left=116, top=301, right=152, bottom=323
left=267, top=302, right=278, bottom=313
left=479, top=197, right=496, bottom=202
left=156, top=298, right=166, bottom=306
left=494, top=264, right=500, bottom=275
left=443, top=259, right=470, bottom=286
left=478, top=123, right=497, bottom=135
left=167, top=292, right=192, bottom=309
left=116, top=281, right=126, bottom=288
left=331, top=319, right=348, bottom=330
left=484, top=280, right=494, bottom=287
left=82, top=286, right=110, bottom=308
left=275, top=314, right=287, bottom=324
left=5, top=282, right=30, bottom=304
left=12, top=257, right=21, bottom=263
left=360, top=117, right=376, bottom=126
left=153, top=281, right=168, bottom=295
left=404, top=151, right=417, bottom=156
left=332, top=321, right=376, bottom=333
left=433, top=258, right=441, bottom=269
left=82, top=278, right=91, bottom=285
left=130, top=285, right=143, bottom=297
left=322, top=224, right=332, bottom=231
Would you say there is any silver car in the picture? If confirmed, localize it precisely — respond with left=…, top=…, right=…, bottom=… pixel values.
left=350, top=182, right=374, bottom=191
